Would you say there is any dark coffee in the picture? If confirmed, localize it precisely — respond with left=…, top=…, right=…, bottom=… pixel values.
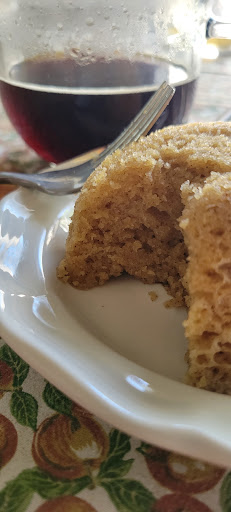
left=0, top=57, right=197, bottom=163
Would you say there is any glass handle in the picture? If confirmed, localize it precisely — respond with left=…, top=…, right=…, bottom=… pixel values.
left=206, top=17, right=231, bottom=39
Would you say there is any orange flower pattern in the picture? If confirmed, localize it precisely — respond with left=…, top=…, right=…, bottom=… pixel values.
left=35, top=496, right=98, bottom=512
left=0, top=360, right=14, bottom=398
left=0, top=414, right=17, bottom=469
left=154, top=493, right=213, bottom=512
left=32, top=408, right=109, bottom=480
left=142, top=445, right=225, bottom=493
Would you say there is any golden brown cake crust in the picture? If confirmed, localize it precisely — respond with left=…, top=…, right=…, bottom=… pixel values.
left=180, top=172, right=231, bottom=394
left=57, top=122, right=231, bottom=306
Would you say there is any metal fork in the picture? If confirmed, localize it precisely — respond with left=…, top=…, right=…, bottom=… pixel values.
left=0, top=81, right=175, bottom=195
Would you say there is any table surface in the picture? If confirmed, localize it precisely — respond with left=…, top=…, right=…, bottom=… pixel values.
left=0, top=51, right=231, bottom=512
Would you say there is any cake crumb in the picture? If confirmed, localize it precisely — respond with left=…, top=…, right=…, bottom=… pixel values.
left=164, top=297, right=183, bottom=308
left=148, top=291, right=158, bottom=302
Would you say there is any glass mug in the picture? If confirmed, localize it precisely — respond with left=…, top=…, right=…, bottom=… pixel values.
left=0, top=0, right=229, bottom=163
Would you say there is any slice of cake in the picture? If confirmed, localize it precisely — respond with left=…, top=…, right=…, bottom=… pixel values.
left=57, top=121, right=231, bottom=392
left=180, top=172, right=231, bottom=393
left=57, top=122, right=231, bottom=303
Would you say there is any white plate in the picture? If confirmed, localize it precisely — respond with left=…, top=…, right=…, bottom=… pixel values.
left=1, top=188, right=231, bottom=468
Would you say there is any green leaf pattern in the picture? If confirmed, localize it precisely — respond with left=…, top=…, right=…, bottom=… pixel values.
left=101, top=479, right=155, bottom=512
left=25, top=470, right=91, bottom=500
left=42, top=382, right=73, bottom=416
left=108, top=429, right=131, bottom=459
left=98, top=457, right=134, bottom=481
left=98, top=430, right=134, bottom=481
left=0, top=344, right=38, bottom=431
left=10, top=390, right=38, bottom=431
left=0, top=344, right=29, bottom=387
left=0, top=470, right=91, bottom=511
left=0, top=480, right=34, bottom=512
left=221, top=472, right=231, bottom=512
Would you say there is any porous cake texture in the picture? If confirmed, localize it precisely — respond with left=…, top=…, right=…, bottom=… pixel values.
left=57, top=121, right=231, bottom=393
left=181, top=172, right=231, bottom=393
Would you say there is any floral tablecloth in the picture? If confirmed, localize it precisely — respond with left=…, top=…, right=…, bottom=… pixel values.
left=1, top=51, right=231, bottom=512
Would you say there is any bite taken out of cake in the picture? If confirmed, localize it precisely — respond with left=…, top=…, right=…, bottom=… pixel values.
left=57, top=121, right=231, bottom=393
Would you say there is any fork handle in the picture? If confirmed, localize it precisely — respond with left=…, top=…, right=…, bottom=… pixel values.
left=0, top=171, right=42, bottom=188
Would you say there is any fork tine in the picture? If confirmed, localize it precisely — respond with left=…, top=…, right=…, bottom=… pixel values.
left=106, top=82, right=173, bottom=150
left=118, top=83, right=175, bottom=148
left=93, top=82, right=175, bottom=166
